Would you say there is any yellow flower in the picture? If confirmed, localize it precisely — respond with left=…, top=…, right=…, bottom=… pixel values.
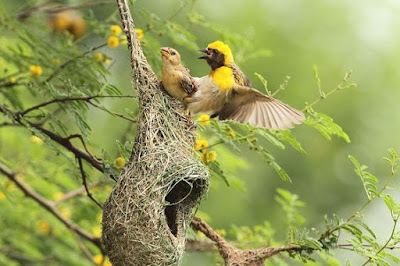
left=38, top=220, right=50, bottom=234
left=206, top=151, right=217, bottom=162
left=49, top=11, right=86, bottom=39
left=105, top=185, right=113, bottom=192
left=97, top=213, right=103, bottom=223
left=215, top=229, right=227, bottom=237
left=104, top=260, right=112, bottom=266
left=197, top=114, right=210, bottom=126
left=201, top=150, right=217, bottom=163
left=92, top=226, right=102, bottom=238
left=8, top=76, right=16, bottom=84
left=30, top=135, right=43, bottom=144
left=93, top=52, right=104, bottom=62
left=50, top=11, right=71, bottom=31
left=53, top=191, right=64, bottom=201
left=103, top=58, right=112, bottom=65
left=113, top=157, right=126, bottom=168
left=60, top=208, right=71, bottom=219
left=120, top=35, right=127, bottom=45
left=0, top=191, right=6, bottom=200
left=136, top=28, right=144, bottom=40
left=194, top=139, right=208, bottom=154
left=29, top=65, right=43, bottom=77
left=110, top=25, right=122, bottom=35
left=196, top=231, right=206, bottom=238
left=107, top=36, right=119, bottom=48
left=6, top=181, right=15, bottom=191
left=93, top=254, right=104, bottom=264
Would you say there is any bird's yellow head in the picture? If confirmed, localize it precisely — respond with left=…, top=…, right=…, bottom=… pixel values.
left=160, top=47, right=181, bottom=66
left=198, top=41, right=234, bottom=70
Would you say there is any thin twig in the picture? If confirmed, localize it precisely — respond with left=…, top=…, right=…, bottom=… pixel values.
left=45, top=43, right=108, bottom=83
left=87, top=101, right=137, bottom=123
left=18, top=95, right=135, bottom=117
left=77, top=157, right=103, bottom=209
left=53, top=180, right=104, bottom=206
left=362, top=217, right=399, bottom=266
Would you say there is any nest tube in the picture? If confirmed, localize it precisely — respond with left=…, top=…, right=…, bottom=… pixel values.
left=102, top=80, right=210, bottom=265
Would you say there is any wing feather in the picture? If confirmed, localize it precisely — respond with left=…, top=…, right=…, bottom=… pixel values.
left=218, top=85, right=305, bottom=130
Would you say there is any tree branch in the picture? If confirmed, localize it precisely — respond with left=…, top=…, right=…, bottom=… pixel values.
left=0, top=104, right=117, bottom=181
left=18, top=95, right=135, bottom=117
left=191, top=216, right=302, bottom=265
left=0, top=161, right=103, bottom=251
left=53, top=180, right=104, bottom=206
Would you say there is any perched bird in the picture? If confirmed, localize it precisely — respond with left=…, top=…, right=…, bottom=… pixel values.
left=161, top=47, right=197, bottom=102
left=188, top=40, right=304, bottom=130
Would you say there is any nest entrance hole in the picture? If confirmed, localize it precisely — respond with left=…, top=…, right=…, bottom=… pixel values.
left=164, top=179, right=205, bottom=237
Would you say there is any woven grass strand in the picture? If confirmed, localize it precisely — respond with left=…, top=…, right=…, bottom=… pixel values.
left=102, top=1, right=210, bottom=265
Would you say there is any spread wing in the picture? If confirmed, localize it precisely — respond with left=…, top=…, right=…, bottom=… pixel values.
left=218, top=85, right=305, bottom=130
left=179, top=66, right=198, bottom=95
left=229, top=64, right=252, bottom=87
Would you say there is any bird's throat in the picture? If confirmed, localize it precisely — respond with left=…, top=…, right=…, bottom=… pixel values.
left=209, top=66, right=234, bottom=91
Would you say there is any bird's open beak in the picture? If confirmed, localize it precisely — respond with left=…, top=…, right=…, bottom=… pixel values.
left=198, top=48, right=209, bottom=60
left=160, top=47, right=169, bottom=58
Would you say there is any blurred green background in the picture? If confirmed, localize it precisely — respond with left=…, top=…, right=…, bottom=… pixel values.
left=1, top=0, right=400, bottom=265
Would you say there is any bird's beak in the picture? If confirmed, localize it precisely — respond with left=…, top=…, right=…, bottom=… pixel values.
left=160, top=47, right=169, bottom=58
left=198, top=48, right=209, bottom=60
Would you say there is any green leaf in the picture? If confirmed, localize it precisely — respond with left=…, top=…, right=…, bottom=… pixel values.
left=257, top=129, right=285, bottom=150
left=305, top=112, right=350, bottom=143
left=272, top=130, right=306, bottom=154
left=348, top=155, right=379, bottom=200
left=381, top=193, right=400, bottom=217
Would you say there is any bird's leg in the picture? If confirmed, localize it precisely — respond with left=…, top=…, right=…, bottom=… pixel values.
left=184, top=109, right=192, bottom=124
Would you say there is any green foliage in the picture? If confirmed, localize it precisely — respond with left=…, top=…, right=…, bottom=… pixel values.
left=0, top=1, right=399, bottom=266
left=275, top=188, right=306, bottom=229
left=348, top=155, right=379, bottom=200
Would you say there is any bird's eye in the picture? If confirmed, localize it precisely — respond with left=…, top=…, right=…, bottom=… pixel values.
left=171, top=51, right=176, bottom=55
left=212, top=49, right=218, bottom=54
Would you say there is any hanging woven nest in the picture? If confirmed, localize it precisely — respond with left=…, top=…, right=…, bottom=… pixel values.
left=102, top=1, right=210, bottom=265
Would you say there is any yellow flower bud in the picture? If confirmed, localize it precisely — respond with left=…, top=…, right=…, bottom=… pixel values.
left=110, top=25, right=122, bottom=35
left=120, top=35, right=128, bottom=45
left=197, top=114, right=210, bottom=126
left=93, top=254, right=104, bottom=264
left=103, top=58, right=112, bottom=65
left=107, top=36, right=119, bottom=48
left=93, top=52, right=104, bottom=62
left=0, top=191, right=6, bottom=200
left=92, top=226, right=102, bottom=238
left=8, top=76, right=16, bottom=84
left=104, top=260, right=113, bottom=266
left=60, top=208, right=71, bottom=219
left=29, top=65, right=43, bottom=77
left=135, top=28, right=144, bottom=40
left=215, top=228, right=227, bottom=237
left=37, top=220, right=50, bottom=234
left=53, top=192, right=64, bottom=201
left=30, top=135, right=43, bottom=144
left=194, top=139, right=209, bottom=154
left=200, top=150, right=217, bottom=163
left=114, top=157, right=126, bottom=168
